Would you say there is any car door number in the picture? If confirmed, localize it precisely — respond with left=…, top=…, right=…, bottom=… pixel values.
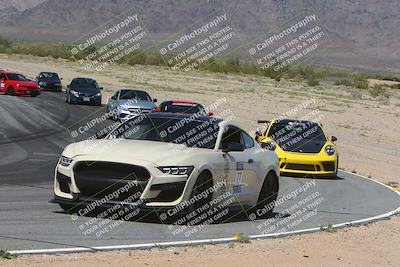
left=0, top=82, right=4, bottom=89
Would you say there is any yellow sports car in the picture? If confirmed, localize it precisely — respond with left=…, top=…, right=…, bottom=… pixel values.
left=255, top=119, right=338, bottom=177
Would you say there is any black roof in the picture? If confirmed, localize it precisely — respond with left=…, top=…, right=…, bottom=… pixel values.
left=146, top=112, right=222, bottom=123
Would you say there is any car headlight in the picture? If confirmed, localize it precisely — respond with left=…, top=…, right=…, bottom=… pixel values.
left=95, top=92, right=102, bottom=97
left=158, top=166, right=194, bottom=176
left=261, top=141, right=276, bottom=151
left=70, top=90, right=79, bottom=97
left=59, top=156, right=73, bottom=167
left=325, top=145, right=335, bottom=156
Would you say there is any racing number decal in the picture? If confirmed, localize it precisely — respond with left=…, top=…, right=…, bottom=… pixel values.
left=233, top=162, right=244, bottom=193
left=0, top=82, right=4, bottom=90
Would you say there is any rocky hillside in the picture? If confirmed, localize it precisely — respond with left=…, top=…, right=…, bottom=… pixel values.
left=0, top=0, right=398, bottom=71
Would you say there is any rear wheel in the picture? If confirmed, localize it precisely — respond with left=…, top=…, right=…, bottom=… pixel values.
left=252, top=171, right=279, bottom=217
left=6, top=86, right=15, bottom=96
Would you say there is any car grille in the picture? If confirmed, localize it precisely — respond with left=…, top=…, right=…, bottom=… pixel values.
left=322, top=161, right=336, bottom=172
left=128, top=108, right=151, bottom=113
left=56, top=172, right=71, bottom=194
left=78, top=93, right=94, bottom=97
left=73, top=161, right=150, bottom=201
left=285, top=163, right=316, bottom=171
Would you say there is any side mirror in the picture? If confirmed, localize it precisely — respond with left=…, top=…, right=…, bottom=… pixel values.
left=222, top=142, right=245, bottom=153
left=99, top=87, right=103, bottom=90
left=153, top=98, right=158, bottom=103
left=208, top=112, right=214, bottom=116
left=60, top=77, right=63, bottom=80
left=331, top=136, right=337, bottom=142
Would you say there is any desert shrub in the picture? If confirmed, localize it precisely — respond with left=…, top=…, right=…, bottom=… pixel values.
left=307, top=79, right=320, bottom=87
left=334, top=80, right=353, bottom=87
left=369, top=84, right=386, bottom=97
left=391, top=83, right=400, bottom=89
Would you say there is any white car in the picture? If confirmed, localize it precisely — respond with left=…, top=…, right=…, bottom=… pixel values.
left=54, top=113, right=280, bottom=217
left=106, top=89, right=157, bottom=122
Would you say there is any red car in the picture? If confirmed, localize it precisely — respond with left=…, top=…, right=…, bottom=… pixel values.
left=156, top=100, right=213, bottom=116
left=0, top=71, right=41, bottom=97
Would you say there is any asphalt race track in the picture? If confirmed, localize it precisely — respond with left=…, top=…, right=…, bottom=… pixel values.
left=0, top=92, right=399, bottom=252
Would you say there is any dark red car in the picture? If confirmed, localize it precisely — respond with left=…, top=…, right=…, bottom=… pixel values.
left=0, top=71, right=41, bottom=97
left=156, top=100, right=213, bottom=116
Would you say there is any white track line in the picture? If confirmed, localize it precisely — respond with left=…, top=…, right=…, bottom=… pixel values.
left=8, top=171, right=400, bottom=255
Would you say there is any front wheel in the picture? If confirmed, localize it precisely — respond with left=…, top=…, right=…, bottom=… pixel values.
left=6, top=86, right=15, bottom=96
left=252, top=171, right=279, bottom=217
left=190, top=171, right=214, bottom=212
left=59, top=203, right=79, bottom=214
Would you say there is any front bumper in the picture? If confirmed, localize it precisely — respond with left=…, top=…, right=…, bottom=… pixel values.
left=278, top=152, right=338, bottom=176
left=117, top=109, right=152, bottom=122
left=54, top=160, right=194, bottom=211
left=70, top=94, right=101, bottom=104
left=40, top=84, right=62, bottom=91
left=15, top=87, right=40, bottom=95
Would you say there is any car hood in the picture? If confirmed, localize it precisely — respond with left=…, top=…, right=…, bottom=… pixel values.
left=72, top=87, right=100, bottom=93
left=116, top=99, right=156, bottom=109
left=279, top=139, right=326, bottom=153
left=63, top=139, right=199, bottom=166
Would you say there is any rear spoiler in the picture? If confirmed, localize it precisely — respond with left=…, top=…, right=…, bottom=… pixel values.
left=257, top=120, right=270, bottom=124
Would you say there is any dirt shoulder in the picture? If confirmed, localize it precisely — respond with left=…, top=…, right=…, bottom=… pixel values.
left=1, top=54, right=399, bottom=266
left=2, top=216, right=400, bottom=267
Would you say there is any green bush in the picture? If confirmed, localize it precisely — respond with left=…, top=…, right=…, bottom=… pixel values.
left=369, top=84, right=386, bottom=98
left=307, top=79, right=320, bottom=87
left=391, top=83, right=400, bottom=89
left=334, top=80, right=353, bottom=87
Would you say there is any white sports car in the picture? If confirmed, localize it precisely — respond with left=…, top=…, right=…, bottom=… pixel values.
left=54, top=113, right=279, bottom=217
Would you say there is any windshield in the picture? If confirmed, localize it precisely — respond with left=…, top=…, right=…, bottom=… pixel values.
left=268, top=121, right=326, bottom=146
left=72, top=79, right=98, bottom=88
left=161, top=103, right=204, bottom=114
left=119, top=90, right=151, bottom=101
left=39, top=73, right=59, bottom=79
left=109, top=115, right=220, bottom=149
left=7, top=74, right=30, bottom=81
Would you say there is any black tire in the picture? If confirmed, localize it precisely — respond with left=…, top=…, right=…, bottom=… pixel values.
left=31, top=93, right=38, bottom=97
left=6, top=86, right=15, bottom=96
left=334, top=156, right=339, bottom=177
left=252, top=171, right=279, bottom=216
left=190, top=171, right=214, bottom=212
left=59, top=203, right=79, bottom=214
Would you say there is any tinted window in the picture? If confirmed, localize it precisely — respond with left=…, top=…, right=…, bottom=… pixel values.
left=109, top=115, right=219, bottom=149
left=39, top=73, right=59, bottom=79
left=268, top=121, right=326, bottom=146
left=6, top=74, right=29, bottom=81
left=72, top=78, right=98, bottom=88
left=161, top=103, right=204, bottom=114
left=220, top=126, right=242, bottom=149
left=119, top=90, right=151, bottom=101
left=242, top=131, right=255, bottom=149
